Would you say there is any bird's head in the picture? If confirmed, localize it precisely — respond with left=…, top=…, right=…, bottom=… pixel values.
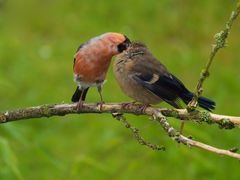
left=115, top=41, right=148, bottom=60
left=103, top=32, right=131, bottom=55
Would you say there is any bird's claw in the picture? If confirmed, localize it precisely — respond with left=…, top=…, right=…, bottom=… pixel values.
left=138, top=104, right=150, bottom=113
left=121, top=101, right=136, bottom=109
left=76, top=101, right=84, bottom=111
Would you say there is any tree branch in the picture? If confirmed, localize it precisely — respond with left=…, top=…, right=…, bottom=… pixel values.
left=188, top=2, right=240, bottom=110
left=0, top=103, right=239, bottom=128
left=0, top=102, right=240, bottom=160
left=151, top=110, right=240, bottom=160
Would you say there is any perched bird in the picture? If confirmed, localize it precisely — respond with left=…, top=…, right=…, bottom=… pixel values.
left=72, top=32, right=131, bottom=109
left=113, top=42, right=215, bottom=112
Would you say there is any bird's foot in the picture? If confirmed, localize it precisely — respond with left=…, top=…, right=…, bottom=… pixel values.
left=121, top=101, right=137, bottom=109
left=96, top=101, right=105, bottom=111
left=138, top=104, right=151, bottom=113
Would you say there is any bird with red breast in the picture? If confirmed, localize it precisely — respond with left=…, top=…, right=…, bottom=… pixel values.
left=72, top=32, right=131, bottom=110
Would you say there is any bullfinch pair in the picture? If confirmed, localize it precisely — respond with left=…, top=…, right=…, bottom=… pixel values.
left=71, top=32, right=131, bottom=109
left=71, top=33, right=215, bottom=114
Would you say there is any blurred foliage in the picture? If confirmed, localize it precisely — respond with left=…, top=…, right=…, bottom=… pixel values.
left=0, top=0, right=240, bottom=179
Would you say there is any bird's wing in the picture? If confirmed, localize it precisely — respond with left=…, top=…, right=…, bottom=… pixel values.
left=73, top=43, right=87, bottom=67
left=129, top=55, right=187, bottom=108
left=132, top=73, right=185, bottom=108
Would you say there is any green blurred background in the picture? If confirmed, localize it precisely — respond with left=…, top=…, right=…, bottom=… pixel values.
left=0, top=0, right=240, bottom=179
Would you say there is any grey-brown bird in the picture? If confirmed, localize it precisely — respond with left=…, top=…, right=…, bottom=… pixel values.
left=113, top=42, right=215, bottom=112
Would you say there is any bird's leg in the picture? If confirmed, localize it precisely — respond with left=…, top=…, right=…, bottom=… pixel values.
left=97, top=85, right=105, bottom=110
left=76, top=90, right=85, bottom=111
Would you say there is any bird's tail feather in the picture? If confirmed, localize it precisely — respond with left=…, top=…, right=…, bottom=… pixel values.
left=180, top=91, right=215, bottom=111
left=71, top=87, right=89, bottom=102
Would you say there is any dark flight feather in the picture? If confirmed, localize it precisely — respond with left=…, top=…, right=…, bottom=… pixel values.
left=71, top=87, right=89, bottom=102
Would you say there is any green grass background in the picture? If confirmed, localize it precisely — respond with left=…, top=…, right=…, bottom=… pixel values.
left=0, top=0, right=240, bottom=179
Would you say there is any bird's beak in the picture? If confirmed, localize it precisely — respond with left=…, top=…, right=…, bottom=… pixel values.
left=117, top=36, right=132, bottom=53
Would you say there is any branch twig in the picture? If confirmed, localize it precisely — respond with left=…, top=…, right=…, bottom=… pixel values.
left=188, top=2, right=240, bottom=110
left=151, top=110, right=240, bottom=160
left=112, top=112, right=165, bottom=151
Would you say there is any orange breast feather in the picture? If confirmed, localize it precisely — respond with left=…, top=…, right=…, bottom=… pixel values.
left=74, top=51, right=111, bottom=83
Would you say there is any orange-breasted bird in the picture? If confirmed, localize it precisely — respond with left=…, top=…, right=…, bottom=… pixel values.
left=72, top=32, right=131, bottom=109
left=113, top=41, right=215, bottom=111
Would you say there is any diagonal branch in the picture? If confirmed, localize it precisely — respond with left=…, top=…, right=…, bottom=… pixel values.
left=188, top=2, right=240, bottom=110
left=151, top=110, right=240, bottom=160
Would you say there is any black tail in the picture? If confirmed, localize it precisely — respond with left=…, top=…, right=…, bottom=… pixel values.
left=180, top=91, right=215, bottom=111
left=71, top=87, right=89, bottom=102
